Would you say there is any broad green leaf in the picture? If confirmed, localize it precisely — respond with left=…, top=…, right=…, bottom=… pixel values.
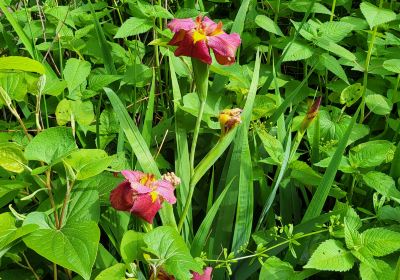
left=360, top=260, right=395, bottom=280
left=0, top=180, right=29, bottom=208
left=257, top=128, right=284, bottom=165
left=288, top=0, right=331, bottom=15
left=315, top=37, right=356, bottom=61
left=319, top=21, right=353, bottom=43
left=0, top=213, right=38, bottom=251
left=123, top=64, right=152, bottom=87
left=344, top=208, right=362, bottom=250
left=362, top=228, right=400, bottom=257
left=137, top=0, right=173, bottom=19
left=0, top=56, right=45, bottom=74
left=360, top=2, right=396, bottom=29
left=24, top=127, right=78, bottom=165
left=349, top=140, right=395, bottom=168
left=64, top=149, right=113, bottom=180
left=0, top=143, right=26, bottom=173
left=260, top=257, right=296, bottom=279
left=362, top=171, right=400, bottom=203
left=72, top=100, right=95, bottom=126
left=88, top=75, right=121, bottom=91
left=320, top=53, right=349, bottom=84
left=340, top=83, right=363, bottom=106
left=282, top=40, right=314, bottom=62
left=114, top=17, right=153, bottom=38
left=383, top=59, right=400, bottom=74
left=255, top=15, right=284, bottom=36
left=94, top=263, right=126, bottom=280
left=0, top=73, right=28, bottom=102
left=365, top=94, right=392, bottom=115
left=377, top=206, right=400, bottom=223
left=65, top=181, right=100, bottom=223
left=23, top=212, right=100, bottom=280
left=351, top=248, right=379, bottom=271
left=55, top=99, right=72, bottom=125
left=120, top=230, right=146, bottom=262
left=63, top=58, right=91, bottom=95
left=304, top=239, right=355, bottom=271
left=143, top=226, right=202, bottom=279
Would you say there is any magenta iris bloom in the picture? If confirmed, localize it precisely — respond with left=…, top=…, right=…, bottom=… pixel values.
left=168, top=15, right=241, bottom=65
left=192, top=267, right=212, bottom=280
left=110, top=170, right=176, bottom=223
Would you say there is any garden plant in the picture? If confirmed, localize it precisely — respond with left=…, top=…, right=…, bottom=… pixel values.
left=0, top=0, right=400, bottom=279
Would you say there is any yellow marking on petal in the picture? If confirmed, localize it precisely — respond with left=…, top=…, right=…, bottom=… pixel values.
left=210, top=22, right=224, bottom=36
left=193, top=30, right=207, bottom=44
left=150, top=191, right=158, bottom=202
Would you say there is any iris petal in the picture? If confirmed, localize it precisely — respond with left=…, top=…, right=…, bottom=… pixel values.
left=174, top=32, right=212, bottom=64
left=168, top=18, right=196, bottom=33
left=155, top=180, right=177, bottom=204
left=192, top=267, right=213, bottom=280
left=207, top=33, right=241, bottom=65
left=130, top=194, right=161, bottom=223
left=110, top=181, right=134, bottom=211
left=121, top=170, right=144, bottom=182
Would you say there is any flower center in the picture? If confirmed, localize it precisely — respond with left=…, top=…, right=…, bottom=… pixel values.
left=140, top=174, right=156, bottom=187
left=193, top=30, right=207, bottom=44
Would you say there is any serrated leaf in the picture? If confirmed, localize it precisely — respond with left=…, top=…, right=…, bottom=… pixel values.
left=257, top=128, right=284, bottom=164
left=360, top=260, right=395, bottom=280
left=320, top=53, right=349, bottom=84
left=283, top=41, right=314, bottom=62
left=260, top=256, right=296, bottom=279
left=365, top=94, right=392, bottom=115
left=289, top=0, right=331, bottom=15
left=315, top=37, right=356, bottom=61
left=319, top=21, right=353, bottom=43
left=362, top=228, right=400, bottom=257
left=304, top=239, right=355, bottom=272
left=255, top=15, right=284, bottom=36
left=114, top=17, right=153, bottom=38
left=360, top=2, right=396, bottom=29
left=349, top=140, right=395, bottom=168
left=63, top=58, right=91, bottom=95
left=143, top=226, right=202, bottom=280
left=377, top=205, right=400, bottom=223
left=362, top=171, right=400, bottom=203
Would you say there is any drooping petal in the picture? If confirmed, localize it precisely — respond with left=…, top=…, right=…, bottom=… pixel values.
left=201, top=16, right=218, bottom=35
left=168, top=18, right=196, bottom=33
left=192, top=267, right=212, bottom=280
left=155, top=180, right=176, bottom=204
left=130, top=194, right=161, bottom=223
left=121, top=170, right=144, bottom=183
left=110, top=181, right=134, bottom=211
left=174, top=32, right=212, bottom=64
left=207, top=33, right=241, bottom=65
left=168, top=30, right=187, bottom=46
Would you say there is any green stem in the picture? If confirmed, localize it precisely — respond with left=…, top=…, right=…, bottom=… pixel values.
left=179, top=59, right=209, bottom=232
left=330, top=0, right=337, bottom=21
left=391, top=73, right=400, bottom=103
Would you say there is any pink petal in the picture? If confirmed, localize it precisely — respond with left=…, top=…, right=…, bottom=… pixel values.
left=156, top=180, right=176, bottom=204
left=168, top=30, right=187, bottom=46
left=201, top=16, right=218, bottom=35
left=168, top=18, right=196, bottom=33
left=110, top=181, right=134, bottom=211
left=130, top=194, right=161, bottom=223
left=131, top=182, right=152, bottom=194
left=207, top=33, right=241, bottom=65
left=174, top=32, right=212, bottom=64
left=121, top=170, right=144, bottom=183
left=192, top=267, right=212, bottom=280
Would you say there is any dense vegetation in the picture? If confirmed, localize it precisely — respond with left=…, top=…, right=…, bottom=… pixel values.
left=1, top=0, right=400, bottom=279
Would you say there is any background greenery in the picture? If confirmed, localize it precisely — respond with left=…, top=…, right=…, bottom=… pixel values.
left=0, top=0, right=400, bottom=279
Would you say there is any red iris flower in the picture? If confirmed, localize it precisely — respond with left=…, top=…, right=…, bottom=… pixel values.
left=168, top=15, right=241, bottom=65
left=110, top=170, right=176, bottom=223
left=192, top=267, right=212, bottom=280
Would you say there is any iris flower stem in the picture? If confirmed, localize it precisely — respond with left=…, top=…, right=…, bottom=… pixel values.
left=179, top=59, right=209, bottom=232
